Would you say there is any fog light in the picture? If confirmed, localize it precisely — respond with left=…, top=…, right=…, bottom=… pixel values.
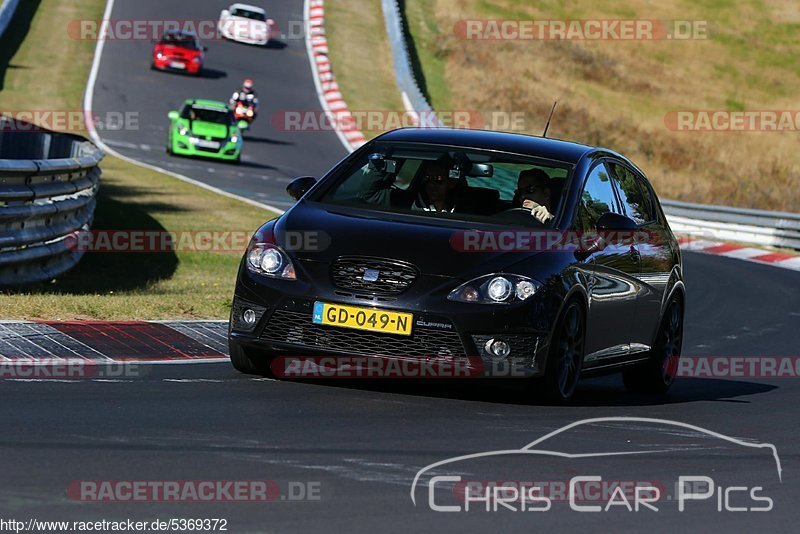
left=242, top=308, right=256, bottom=326
left=484, top=339, right=511, bottom=358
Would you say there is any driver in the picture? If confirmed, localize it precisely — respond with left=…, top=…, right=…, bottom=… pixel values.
left=230, top=78, right=260, bottom=113
left=515, top=168, right=554, bottom=224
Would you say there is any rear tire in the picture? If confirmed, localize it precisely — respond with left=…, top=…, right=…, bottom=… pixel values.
left=229, top=340, right=275, bottom=377
left=537, top=299, right=586, bottom=403
left=623, top=296, right=684, bottom=394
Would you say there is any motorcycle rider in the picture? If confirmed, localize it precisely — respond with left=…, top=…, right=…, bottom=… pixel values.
left=230, top=78, right=260, bottom=121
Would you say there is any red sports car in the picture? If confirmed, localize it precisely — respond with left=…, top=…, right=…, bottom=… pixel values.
left=152, top=30, right=206, bottom=75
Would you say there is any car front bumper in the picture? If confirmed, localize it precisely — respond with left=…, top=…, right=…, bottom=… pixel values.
left=171, top=135, right=241, bottom=161
left=229, top=264, right=555, bottom=378
left=219, top=24, right=270, bottom=45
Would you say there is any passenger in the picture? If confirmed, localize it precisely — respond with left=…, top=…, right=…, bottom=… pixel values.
left=515, top=168, right=554, bottom=224
left=412, top=155, right=460, bottom=213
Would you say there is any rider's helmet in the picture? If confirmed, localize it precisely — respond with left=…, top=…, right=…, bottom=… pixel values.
left=242, top=79, right=255, bottom=94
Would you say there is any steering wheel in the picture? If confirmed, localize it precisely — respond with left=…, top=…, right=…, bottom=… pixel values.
left=495, top=207, right=546, bottom=227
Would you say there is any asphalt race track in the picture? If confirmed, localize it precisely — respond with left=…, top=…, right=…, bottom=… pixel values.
left=3, top=0, right=800, bottom=532
left=90, top=0, right=348, bottom=210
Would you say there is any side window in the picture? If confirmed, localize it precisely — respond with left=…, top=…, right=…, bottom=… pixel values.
left=577, top=163, right=618, bottom=230
left=635, top=176, right=657, bottom=223
left=609, top=162, right=651, bottom=225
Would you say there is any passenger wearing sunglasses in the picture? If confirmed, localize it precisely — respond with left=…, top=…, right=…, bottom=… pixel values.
left=514, top=168, right=554, bottom=224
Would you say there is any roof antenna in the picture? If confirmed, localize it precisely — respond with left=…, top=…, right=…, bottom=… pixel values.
left=542, top=100, right=558, bottom=138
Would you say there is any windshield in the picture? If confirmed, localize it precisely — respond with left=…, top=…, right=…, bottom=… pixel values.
left=159, top=32, right=199, bottom=49
left=314, top=142, right=572, bottom=228
left=231, top=8, right=266, bottom=21
left=180, top=105, right=233, bottom=124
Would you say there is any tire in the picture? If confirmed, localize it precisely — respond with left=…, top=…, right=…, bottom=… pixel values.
left=228, top=339, right=275, bottom=377
left=538, top=299, right=586, bottom=403
left=623, top=296, right=684, bottom=394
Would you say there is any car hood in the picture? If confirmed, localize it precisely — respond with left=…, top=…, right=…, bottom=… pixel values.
left=271, top=202, right=544, bottom=278
left=188, top=121, right=230, bottom=138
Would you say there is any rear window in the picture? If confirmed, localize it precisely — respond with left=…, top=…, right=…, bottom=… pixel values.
left=159, top=33, right=199, bottom=49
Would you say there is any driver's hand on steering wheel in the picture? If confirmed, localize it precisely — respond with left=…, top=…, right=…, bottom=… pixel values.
left=522, top=199, right=554, bottom=224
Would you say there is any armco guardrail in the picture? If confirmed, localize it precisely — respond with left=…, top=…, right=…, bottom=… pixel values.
left=662, top=200, right=800, bottom=251
left=0, top=0, right=21, bottom=38
left=382, top=3, right=800, bottom=251
left=381, top=0, right=443, bottom=126
left=0, top=118, right=103, bottom=285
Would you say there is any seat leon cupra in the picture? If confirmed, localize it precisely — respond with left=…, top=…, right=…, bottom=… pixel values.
left=228, top=128, right=685, bottom=402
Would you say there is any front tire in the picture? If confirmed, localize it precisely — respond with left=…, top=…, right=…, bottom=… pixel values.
left=623, top=296, right=684, bottom=394
left=229, top=340, right=274, bottom=377
left=539, top=299, right=586, bottom=403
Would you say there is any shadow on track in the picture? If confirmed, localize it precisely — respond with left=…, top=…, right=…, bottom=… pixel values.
left=242, top=135, right=294, bottom=146
left=271, top=375, right=776, bottom=407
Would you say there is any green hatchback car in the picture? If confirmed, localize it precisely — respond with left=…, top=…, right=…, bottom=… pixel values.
left=167, top=99, right=247, bottom=163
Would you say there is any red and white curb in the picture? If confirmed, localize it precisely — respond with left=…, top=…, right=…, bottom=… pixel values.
left=305, top=0, right=367, bottom=152
left=679, top=237, right=800, bottom=271
left=0, top=321, right=228, bottom=363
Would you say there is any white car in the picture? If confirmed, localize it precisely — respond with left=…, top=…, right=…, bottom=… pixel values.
left=218, top=3, right=276, bottom=45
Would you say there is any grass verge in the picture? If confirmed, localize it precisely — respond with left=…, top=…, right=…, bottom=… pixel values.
left=0, top=0, right=278, bottom=320
left=404, top=0, right=800, bottom=211
left=343, top=0, right=800, bottom=212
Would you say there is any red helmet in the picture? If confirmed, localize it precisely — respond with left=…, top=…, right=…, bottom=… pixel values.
left=242, top=79, right=254, bottom=93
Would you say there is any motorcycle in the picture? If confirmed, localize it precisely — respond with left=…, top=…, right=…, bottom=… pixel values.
left=233, top=100, right=257, bottom=129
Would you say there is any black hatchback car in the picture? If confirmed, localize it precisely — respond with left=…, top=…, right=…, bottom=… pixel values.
left=229, top=128, right=684, bottom=401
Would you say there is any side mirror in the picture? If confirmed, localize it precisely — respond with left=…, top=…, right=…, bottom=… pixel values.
left=596, top=212, right=637, bottom=232
left=286, top=176, right=317, bottom=201
left=167, top=111, right=179, bottom=121
left=574, top=212, right=637, bottom=261
left=237, top=120, right=250, bottom=131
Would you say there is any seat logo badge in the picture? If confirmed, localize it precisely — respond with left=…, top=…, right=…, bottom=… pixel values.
left=363, top=269, right=380, bottom=282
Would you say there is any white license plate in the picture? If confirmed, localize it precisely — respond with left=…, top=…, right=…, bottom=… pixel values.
left=169, top=61, right=186, bottom=69
left=195, top=139, right=220, bottom=149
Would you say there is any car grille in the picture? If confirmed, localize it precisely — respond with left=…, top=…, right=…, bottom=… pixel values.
left=330, top=256, right=418, bottom=295
left=261, top=310, right=466, bottom=358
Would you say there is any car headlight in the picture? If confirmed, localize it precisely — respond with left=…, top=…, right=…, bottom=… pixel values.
left=230, top=135, right=239, bottom=143
left=246, top=243, right=296, bottom=280
left=448, top=274, right=539, bottom=304
left=192, top=57, right=201, bottom=63
left=178, top=125, right=189, bottom=136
